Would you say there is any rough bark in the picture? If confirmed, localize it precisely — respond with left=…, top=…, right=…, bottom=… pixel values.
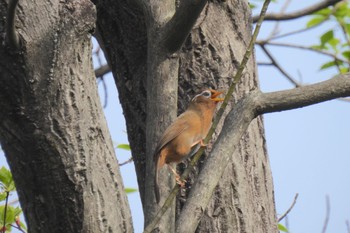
left=0, top=0, right=132, bottom=232
left=95, top=0, right=278, bottom=232
left=177, top=2, right=277, bottom=232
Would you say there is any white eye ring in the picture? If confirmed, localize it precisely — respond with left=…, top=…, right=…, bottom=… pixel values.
left=202, top=90, right=211, bottom=98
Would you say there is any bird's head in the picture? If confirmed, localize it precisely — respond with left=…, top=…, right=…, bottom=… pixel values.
left=192, top=89, right=224, bottom=103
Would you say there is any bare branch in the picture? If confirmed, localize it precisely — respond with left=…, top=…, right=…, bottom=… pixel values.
left=253, top=0, right=342, bottom=23
left=259, top=44, right=301, bottom=87
left=270, top=23, right=324, bottom=41
left=98, top=77, right=108, bottom=108
left=321, top=195, right=331, bottom=233
left=176, top=74, right=350, bottom=232
left=95, top=64, right=111, bottom=78
left=256, top=40, right=350, bottom=65
left=257, top=74, right=350, bottom=113
left=6, top=0, right=20, bottom=49
left=119, top=157, right=133, bottom=166
left=163, top=0, right=208, bottom=53
left=278, top=193, right=299, bottom=222
left=266, top=0, right=292, bottom=40
left=257, top=61, right=273, bottom=66
left=346, top=220, right=350, bottom=233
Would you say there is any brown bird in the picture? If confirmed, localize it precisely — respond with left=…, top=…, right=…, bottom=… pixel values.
left=154, top=89, right=224, bottom=203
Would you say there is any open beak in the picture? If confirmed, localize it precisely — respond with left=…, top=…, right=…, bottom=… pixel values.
left=210, top=89, right=224, bottom=102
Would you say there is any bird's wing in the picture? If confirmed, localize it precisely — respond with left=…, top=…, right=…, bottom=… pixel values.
left=153, top=113, right=191, bottom=203
left=153, top=116, right=190, bottom=160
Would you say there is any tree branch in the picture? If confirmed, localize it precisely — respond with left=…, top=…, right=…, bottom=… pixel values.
left=259, top=44, right=301, bottom=87
left=176, top=74, right=350, bottom=232
left=252, top=0, right=342, bottom=23
left=321, top=195, right=330, bottom=233
left=95, top=64, right=110, bottom=78
left=162, top=0, right=208, bottom=53
left=278, top=193, right=299, bottom=222
left=6, top=0, right=20, bottom=49
left=256, top=40, right=350, bottom=65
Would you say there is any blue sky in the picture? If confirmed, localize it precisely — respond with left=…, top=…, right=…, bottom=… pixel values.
left=1, top=1, right=350, bottom=233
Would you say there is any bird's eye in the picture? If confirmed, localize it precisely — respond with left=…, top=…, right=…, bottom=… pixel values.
left=202, top=91, right=211, bottom=98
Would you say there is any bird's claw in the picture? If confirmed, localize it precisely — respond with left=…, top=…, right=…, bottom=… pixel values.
left=175, top=175, right=186, bottom=188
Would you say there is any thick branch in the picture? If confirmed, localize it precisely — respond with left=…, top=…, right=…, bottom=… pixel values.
left=253, top=0, right=342, bottom=23
left=162, top=0, right=208, bottom=53
left=95, top=64, right=110, bottom=78
left=6, top=0, right=19, bottom=49
left=256, top=74, right=350, bottom=114
left=176, top=74, right=350, bottom=232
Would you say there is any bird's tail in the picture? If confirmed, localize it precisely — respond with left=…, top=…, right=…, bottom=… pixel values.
left=154, top=164, right=160, bottom=203
left=154, top=151, right=166, bottom=203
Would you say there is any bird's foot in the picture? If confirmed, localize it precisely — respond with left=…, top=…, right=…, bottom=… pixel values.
left=175, top=175, right=186, bottom=188
left=199, top=139, right=207, bottom=147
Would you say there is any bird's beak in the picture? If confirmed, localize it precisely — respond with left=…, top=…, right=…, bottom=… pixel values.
left=210, top=90, right=224, bottom=102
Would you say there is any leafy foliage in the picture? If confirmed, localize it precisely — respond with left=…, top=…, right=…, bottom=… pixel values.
left=0, top=167, right=26, bottom=232
left=308, top=2, right=350, bottom=73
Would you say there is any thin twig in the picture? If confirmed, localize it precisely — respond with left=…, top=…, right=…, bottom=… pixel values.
left=94, top=46, right=109, bottom=107
left=321, top=195, right=331, bottom=233
left=10, top=224, right=26, bottom=233
left=285, top=216, right=289, bottom=231
left=346, top=220, right=350, bottom=233
left=256, top=40, right=350, bottom=65
left=252, top=0, right=342, bottom=23
left=2, top=192, right=9, bottom=233
left=267, top=0, right=292, bottom=40
left=98, top=77, right=108, bottom=108
left=259, top=44, right=301, bottom=87
left=119, top=157, right=133, bottom=166
left=143, top=1, right=272, bottom=232
left=339, top=21, right=350, bottom=50
left=257, top=61, right=273, bottom=66
left=278, top=193, right=299, bottom=222
left=6, top=0, right=20, bottom=49
left=270, top=22, right=326, bottom=41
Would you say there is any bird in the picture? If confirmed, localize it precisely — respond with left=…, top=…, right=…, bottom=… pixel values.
left=154, top=89, right=224, bottom=203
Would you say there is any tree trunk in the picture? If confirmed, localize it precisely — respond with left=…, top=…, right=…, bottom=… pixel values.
left=1, top=0, right=278, bottom=231
left=0, top=0, right=132, bottom=232
left=95, top=0, right=277, bottom=232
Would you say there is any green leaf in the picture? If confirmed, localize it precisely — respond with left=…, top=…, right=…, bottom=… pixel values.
left=0, top=193, right=7, bottom=202
left=306, top=16, right=326, bottom=28
left=249, top=3, right=256, bottom=9
left=344, top=23, right=350, bottom=35
left=320, top=30, right=334, bottom=46
left=0, top=206, right=15, bottom=226
left=340, top=67, right=349, bottom=74
left=342, top=51, right=350, bottom=59
left=313, top=8, right=332, bottom=17
left=278, top=223, right=289, bottom=232
left=117, top=144, right=131, bottom=151
left=0, top=167, right=15, bottom=192
left=125, top=188, right=138, bottom=194
left=328, top=37, right=339, bottom=49
left=320, top=60, right=337, bottom=70
left=333, top=1, right=349, bottom=19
